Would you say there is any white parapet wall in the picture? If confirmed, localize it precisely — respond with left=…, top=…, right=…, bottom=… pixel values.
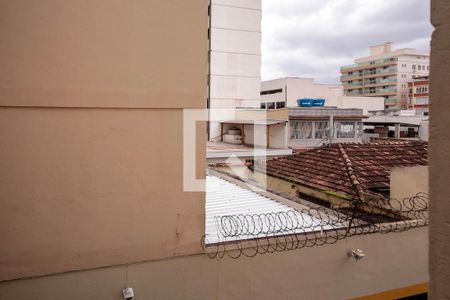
left=342, top=96, right=385, bottom=115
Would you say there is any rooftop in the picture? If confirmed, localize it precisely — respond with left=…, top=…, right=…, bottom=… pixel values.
left=206, top=142, right=293, bottom=162
left=219, top=119, right=287, bottom=126
left=364, top=115, right=428, bottom=126
left=289, top=106, right=366, bottom=119
left=261, top=141, right=428, bottom=201
left=205, top=175, right=336, bottom=244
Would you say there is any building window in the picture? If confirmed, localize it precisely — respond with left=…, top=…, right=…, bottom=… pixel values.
left=416, top=97, right=429, bottom=105
left=412, top=65, right=416, bottom=70
left=276, top=101, right=286, bottom=109
left=261, top=88, right=282, bottom=96
left=415, top=108, right=429, bottom=116
left=267, top=102, right=275, bottom=109
left=290, top=121, right=312, bottom=139
left=335, top=121, right=355, bottom=138
left=261, top=103, right=266, bottom=109
left=416, top=86, right=429, bottom=93
left=315, top=121, right=329, bottom=139
left=418, top=65, right=422, bottom=70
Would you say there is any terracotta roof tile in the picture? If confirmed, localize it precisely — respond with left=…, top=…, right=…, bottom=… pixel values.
left=264, top=141, right=428, bottom=201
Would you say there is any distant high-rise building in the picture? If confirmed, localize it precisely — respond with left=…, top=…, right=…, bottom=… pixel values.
left=340, top=42, right=429, bottom=110
left=408, top=75, right=430, bottom=116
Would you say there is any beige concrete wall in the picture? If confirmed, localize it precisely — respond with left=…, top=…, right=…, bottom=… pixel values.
left=0, top=108, right=206, bottom=281
left=429, top=0, right=450, bottom=298
left=390, top=166, right=428, bottom=200
left=0, top=0, right=207, bottom=282
left=0, top=228, right=428, bottom=300
left=0, top=0, right=207, bottom=109
left=236, top=108, right=289, bottom=121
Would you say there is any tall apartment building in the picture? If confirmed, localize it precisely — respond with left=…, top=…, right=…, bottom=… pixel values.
left=408, top=75, right=430, bottom=116
left=209, top=0, right=262, bottom=141
left=340, top=42, right=429, bottom=110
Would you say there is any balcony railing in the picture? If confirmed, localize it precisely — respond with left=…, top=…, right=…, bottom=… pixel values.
left=363, top=78, right=397, bottom=86
left=345, top=91, right=364, bottom=96
left=344, top=82, right=364, bottom=87
left=341, top=57, right=398, bottom=71
left=378, top=78, right=397, bottom=83
left=341, top=68, right=397, bottom=82
left=344, top=78, right=397, bottom=89
left=385, top=98, right=398, bottom=105
left=365, top=87, right=397, bottom=95
left=364, top=68, right=397, bottom=76
left=340, top=73, right=363, bottom=80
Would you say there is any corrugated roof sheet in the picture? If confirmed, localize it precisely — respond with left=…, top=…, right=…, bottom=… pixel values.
left=205, top=175, right=333, bottom=244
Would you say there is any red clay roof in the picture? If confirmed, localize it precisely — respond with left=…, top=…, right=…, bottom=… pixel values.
left=264, top=141, right=428, bottom=200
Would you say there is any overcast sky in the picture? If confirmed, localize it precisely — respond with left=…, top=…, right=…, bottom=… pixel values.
left=261, top=0, right=433, bottom=83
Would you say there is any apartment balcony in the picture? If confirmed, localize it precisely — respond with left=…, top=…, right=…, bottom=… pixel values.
left=343, top=78, right=397, bottom=90
left=363, top=87, right=397, bottom=97
left=364, top=68, right=397, bottom=76
left=340, top=57, right=398, bottom=73
left=341, top=68, right=398, bottom=83
left=343, top=82, right=364, bottom=88
left=364, top=78, right=397, bottom=88
left=363, top=68, right=397, bottom=79
left=379, top=77, right=397, bottom=83
left=340, top=73, right=364, bottom=81
left=385, top=98, right=398, bottom=106
left=345, top=91, right=364, bottom=96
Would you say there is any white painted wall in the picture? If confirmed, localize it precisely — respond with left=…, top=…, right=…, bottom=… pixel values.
left=261, top=78, right=385, bottom=117
left=209, top=0, right=262, bottom=141
left=0, top=227, right=428, bottom=300
left=342, top=96, right=384, bottom=115
left=243, top=123, right=287, bottom=149
left=261, top=77, right=343, bottom=107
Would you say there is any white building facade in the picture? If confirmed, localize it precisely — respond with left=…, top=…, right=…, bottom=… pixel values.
left=341, top=42, right=429, bottom=110
left=209, top=0, right=262, bottom=141
left=260, top=77, right=384, bottom=114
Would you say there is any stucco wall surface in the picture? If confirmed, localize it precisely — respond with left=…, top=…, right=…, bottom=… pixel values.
left=0, top=0, right=208, bottom=109
left=429, top=0, right=450, bottom=298
left=390, top=166, right=428, bottom=200
left=0, top=108, right=205, bottom=281
left=0, top=228, right=427, bottom=300
left=0, top=0, right=207, bottom=281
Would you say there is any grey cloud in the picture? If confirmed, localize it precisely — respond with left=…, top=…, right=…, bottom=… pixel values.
left=262, top=0, right=433, bottom=83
